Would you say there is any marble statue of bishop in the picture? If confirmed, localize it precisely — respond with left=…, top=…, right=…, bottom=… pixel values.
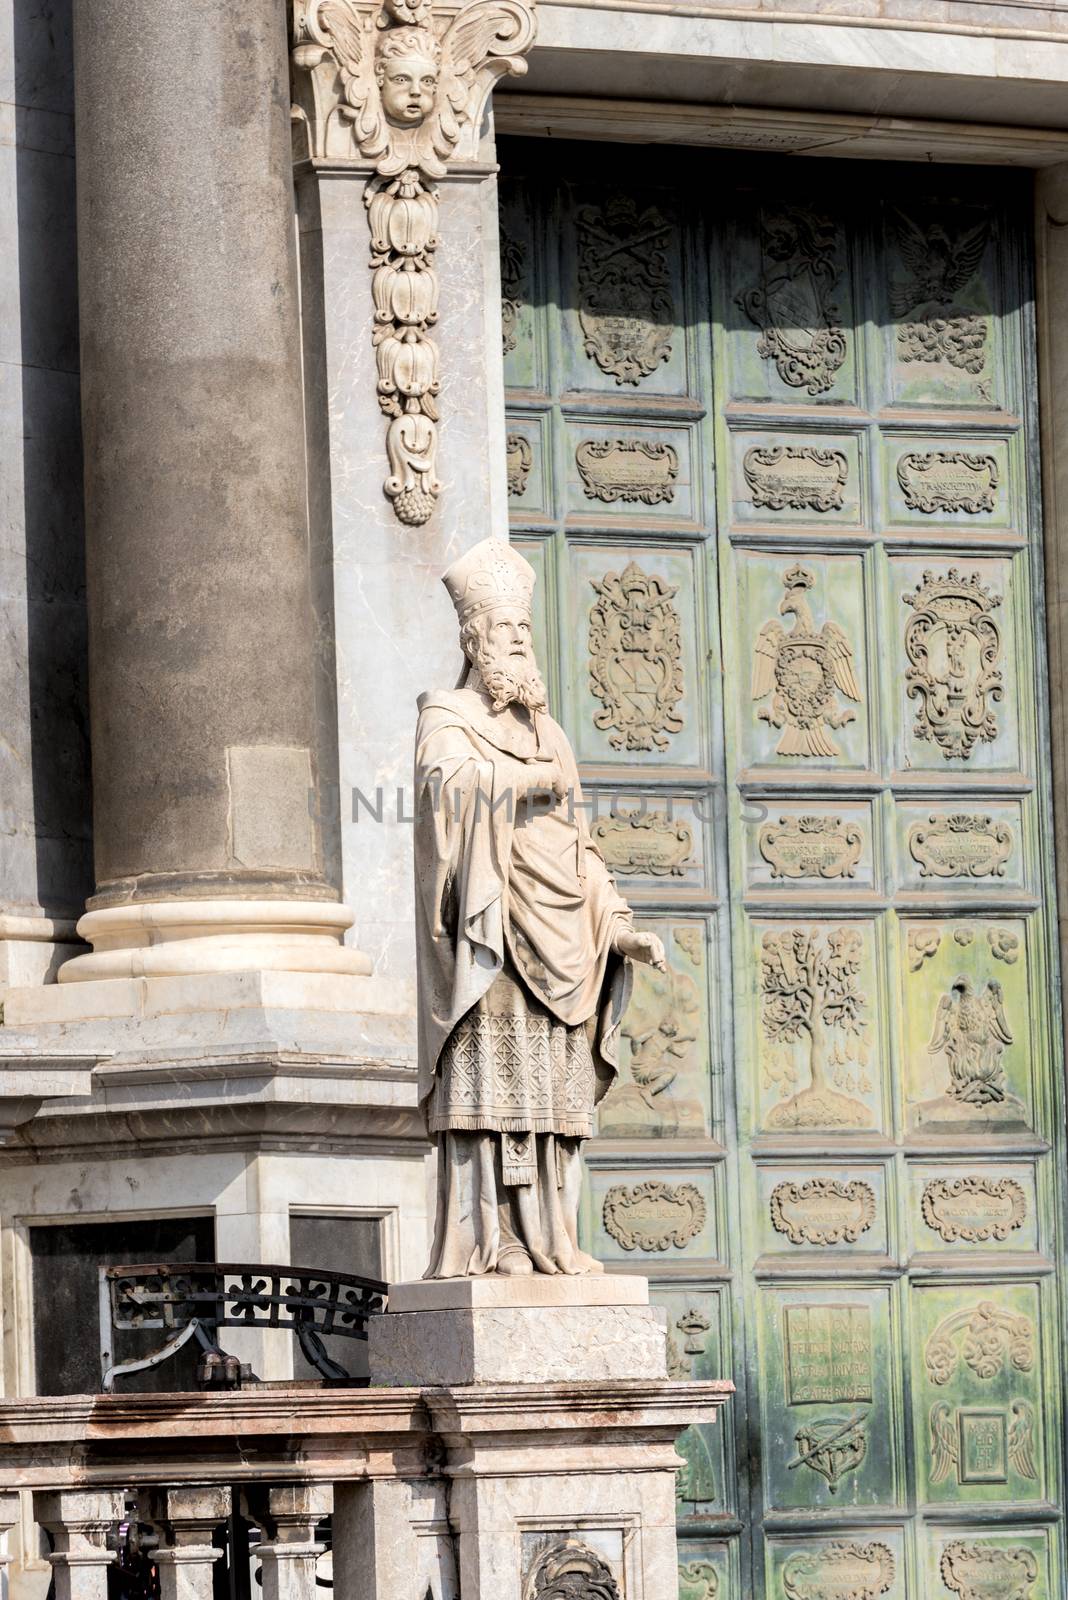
left=415, top=537, right=665, bottom=1278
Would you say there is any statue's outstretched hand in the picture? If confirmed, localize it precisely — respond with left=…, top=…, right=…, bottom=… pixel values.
left=614, top=928, right=667, bottom=972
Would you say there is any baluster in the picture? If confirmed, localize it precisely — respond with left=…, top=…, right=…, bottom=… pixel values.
left=255, top=1485, right=331, bottom=1600
left=33, top=1490, right=125, bottom=1600
left=139, top=1487, right=231, bottom=1600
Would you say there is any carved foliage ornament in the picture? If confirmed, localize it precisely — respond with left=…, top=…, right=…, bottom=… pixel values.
left=759, top=815, right=862, bottom=881
left=577, top=195, right=675, bottom=385
left=897, top=451, right=998, bottom=515
left=781, top=1541, right=895, bottom=1600
left=588, top=561, right=684, bottom=752
left=770, top=1179, right=876, bottom=1247
left=940, top=1542, right=1038, bottom=1600
left=752, top=566, right=861, bottom=759
left=602, top=1179, right=705, bottom=1252
left=291, top=0, right=536, bottom=526
left=738, top=205, right=848, bottom=396
left=524, top=1540, right=619, bottom=1600
left=576, top=439, right=678, bottom=505
left=743, top=446, right=849, bottom=514
left=903, top=568, right=1003, bottom=760
left=909, top=813, right=1012, bottom=880
left=592, top=808, right=695, bottom=877
left=679, top=1561, right=718, bottom=1600
left=924, top=1300, right=1034, bottom=1387
left=921, top=1176, right=1026, bottom=1245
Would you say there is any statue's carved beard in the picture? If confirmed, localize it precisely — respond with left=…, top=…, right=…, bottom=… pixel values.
left=472, top=641, right=548, bottom=713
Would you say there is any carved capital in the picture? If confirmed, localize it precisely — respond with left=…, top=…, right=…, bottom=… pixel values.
left=291, top=0, right=537, bottom=169
left=291, top=0, right=536, bottom=525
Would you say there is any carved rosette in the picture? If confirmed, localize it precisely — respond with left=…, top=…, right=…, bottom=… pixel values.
left=291, top=0, right=537, bottom=526
left=924, top=1300, right=1034, bottom=1386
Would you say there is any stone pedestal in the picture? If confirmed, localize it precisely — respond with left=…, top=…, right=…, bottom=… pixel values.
left=361, top=1277, right=731, bottom=1599
left=370, top=1275, right=666, bottom=1385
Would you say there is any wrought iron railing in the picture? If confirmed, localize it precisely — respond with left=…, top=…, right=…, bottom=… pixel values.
left=99, top=1262, right=387, bottom=1391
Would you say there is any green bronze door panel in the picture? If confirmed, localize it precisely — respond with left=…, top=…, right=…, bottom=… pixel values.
left=500, top=144, right=1065, bottom=1600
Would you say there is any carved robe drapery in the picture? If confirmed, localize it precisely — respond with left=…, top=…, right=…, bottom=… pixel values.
left=414, top=687, right=632, bottom=1275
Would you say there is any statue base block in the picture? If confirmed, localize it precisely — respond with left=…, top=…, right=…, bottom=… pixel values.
left=369, top=1275, right=666, bottom=1385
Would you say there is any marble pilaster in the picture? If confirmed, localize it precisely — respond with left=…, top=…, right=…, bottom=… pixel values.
left=297, top=157, right=509, bottom=992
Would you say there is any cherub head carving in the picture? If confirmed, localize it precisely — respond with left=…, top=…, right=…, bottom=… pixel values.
left=375, top=26, right=441, bottom=126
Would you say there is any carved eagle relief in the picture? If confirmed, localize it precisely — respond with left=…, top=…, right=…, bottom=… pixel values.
left=928, top=976, right=1012, bottom=1107
left=752, top=565, right=862, bottom=758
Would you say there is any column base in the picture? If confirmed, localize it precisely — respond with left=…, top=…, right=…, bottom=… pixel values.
left=57, top=899, right=371, bottom=982
left=368, top=1275, right=666, bottom=1386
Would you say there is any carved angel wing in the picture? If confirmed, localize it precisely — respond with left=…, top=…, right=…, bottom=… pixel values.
left=436, top=0, right=537, bottom=161
left=306, top=0, right=386, bottom=159
left=928, top=992, right=954, bottom=1055
left=1008, top=1400, right=1037, bottom=1480
left=943, top=220, right=989, bottom=298
left=821, top=621, right=861, bottom=703
left=929, top=1403, right=958, bottom=1485
left=984, top=979, right=1013, bottom=1046
left=751, top=621, right=783, bottom=702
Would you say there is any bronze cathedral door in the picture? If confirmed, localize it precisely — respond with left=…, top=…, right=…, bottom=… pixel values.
left=500, top=142, right=1066, bottom=1600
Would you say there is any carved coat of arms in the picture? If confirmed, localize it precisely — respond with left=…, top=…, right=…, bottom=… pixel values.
left=588, top=560, right=684, bottom=752
left=903, top=569, right=1003, bottom=760
left=524, top=1539, right=620, bottom=1600
left=891, top=210, right=990, bottom=375
left=576, top=195, right=675, bottom=385
left=752, top=566, right=862, bottom=758
left=737, top=206, right=848, bottom=396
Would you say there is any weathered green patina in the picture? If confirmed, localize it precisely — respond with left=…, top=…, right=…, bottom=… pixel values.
left=502, top=143, right=1064, bottom=1600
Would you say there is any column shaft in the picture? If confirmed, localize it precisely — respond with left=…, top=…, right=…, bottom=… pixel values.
left=71, top=0, right=329, bottom=910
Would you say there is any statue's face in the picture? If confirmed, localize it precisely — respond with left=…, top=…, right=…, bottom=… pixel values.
left=481, top=606, right=535, bottom=664
left=466, top=605, right=545, bottom=713
left=379, top=54, right=439, bottom=124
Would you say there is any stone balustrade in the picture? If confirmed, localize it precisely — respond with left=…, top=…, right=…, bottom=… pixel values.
left=0, top=1375, right=731, bottom=1600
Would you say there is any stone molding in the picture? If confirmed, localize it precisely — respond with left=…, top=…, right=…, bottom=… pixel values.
left=56, top=900, right=371, bottom=983
left=291, top=0, right=536, bottom=526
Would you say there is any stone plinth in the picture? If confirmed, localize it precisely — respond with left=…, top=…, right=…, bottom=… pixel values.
left=368, top=1276, right=665, bottom=1386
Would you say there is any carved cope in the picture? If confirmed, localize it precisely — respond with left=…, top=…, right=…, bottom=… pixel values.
left=291, top=0, right=537, bottom=525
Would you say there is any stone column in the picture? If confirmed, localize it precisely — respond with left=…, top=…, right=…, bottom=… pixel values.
left=58, top=0, right=369, bottom=983
left=33, top=1490, right=124, bottom=1600
left=255, top=1485, right=332, bottom=1600
left=140, top=1488, right=230, bottom=1600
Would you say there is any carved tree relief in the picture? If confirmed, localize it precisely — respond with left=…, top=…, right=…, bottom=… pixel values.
left=576, top=195, right=675, bottom=385
left=760, top=926, right=872, bottom=1131
left=752, top=566, right=862, bottom=758
left=291, top=0, right=536, bottom=525
left=737, top=205, right=848, bottom=395
left=903, top=569, right=1003, bottom=760
left=588, top=561, right=684, bottom=752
